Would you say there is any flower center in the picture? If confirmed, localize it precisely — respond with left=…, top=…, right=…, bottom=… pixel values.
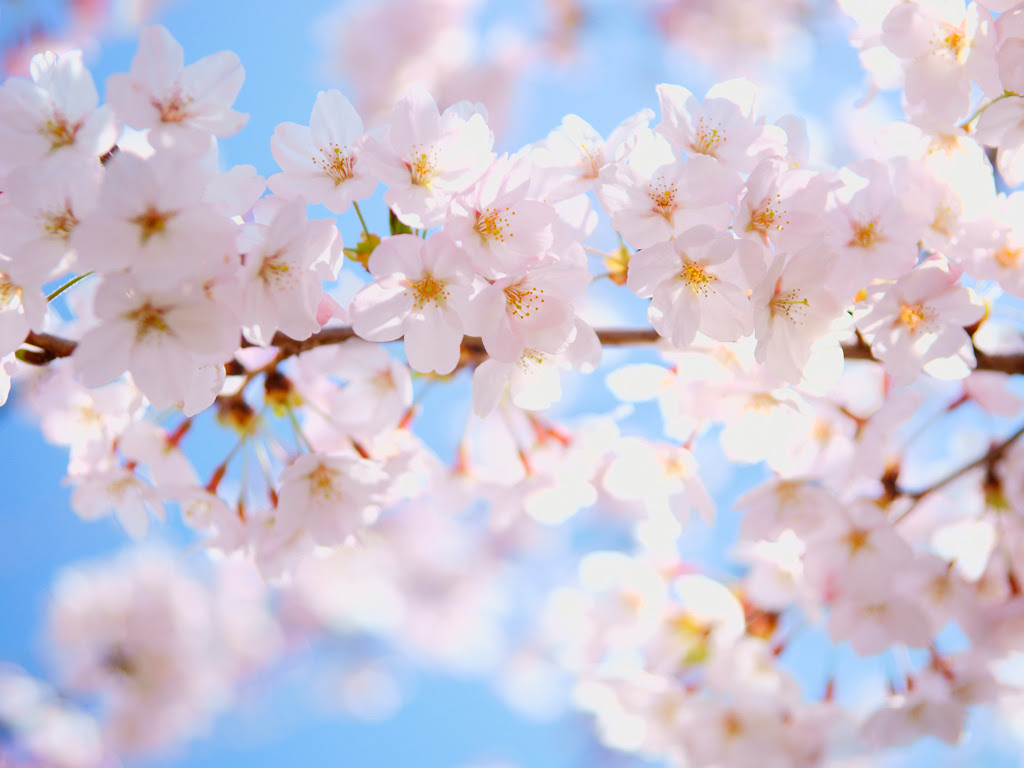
left=473, top=207, right=513, bottom=244
left=679, top=261, right=716, bottom=295
left=504, top=284, right=545, bottom=319
left=748, top=193, right=786, bottom=238
left=844, top=527, right=870, bottom=555
left=577, top=142, right=602, bottom=178
left=0, top=275, right=23, bottom=310
left=318, top=144, right=355, bottom=186
left=41, top=114, right=81, bottom=151
left=768, top=282, right=809, bottom=321
left=898, top=303, right=928, bottom=334
left=691, top=117, right=725, bottom=156
left=127, top=302, right=170, bottom=342
left=259, top=255, right=292, bottom=286
left=308, top=463, right=341, bottom=501
left=131, top=207, right=175, bottom=244
left=941, top=25, right=968, bottom=62
left=848, top=219, right=882, bottom=249
left=409, top=273, right=449, bottom=308
left=649, top=181, right=678, bottom=221
left=407, top=150, right=437, bottom=187
left=995, top=244, right=1022, bottom=270
left=44, top=206, right=79, bottom=240
left=156, top=90, right=192, bottom=123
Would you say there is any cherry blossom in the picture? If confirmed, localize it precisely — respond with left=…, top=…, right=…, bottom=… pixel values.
left=880, top=0, right=1000, bottom=124
left=464, top=258, right=589, bottom=363
left=362, top=86, right=494, bottom=229
left=443, top=154, right=557, bottom=279
left=71, top=149, right=239, bottom=289
left=350, top=233, right=474, bottom=374
left=0, top=49, right=117, bottom=172
left=5, top=13, right=1024, bottom=768
left=268, top=89, right=377, bottom=213
left=855, top=257, right=985, bottom=385
left=106, top=24, right=247, bottom=153
left=237, top=198, right=342, bottom=346
left=750, top=249, right=848, bottom=384
left=275, top=451, right=389, bottom=547
left=595, top=129, right=735, bottom=249
left=72, top=275, right=239, bottom=411
left=655, top=78, right=784, bottom=173
left=627, top=225, right=756, bottom=347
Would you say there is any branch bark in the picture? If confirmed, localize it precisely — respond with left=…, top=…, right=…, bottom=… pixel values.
left=15, top=325, right=1024, bottom=375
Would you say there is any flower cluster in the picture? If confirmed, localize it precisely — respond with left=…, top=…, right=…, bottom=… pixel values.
left=6, top=5, right=1024, bottom=766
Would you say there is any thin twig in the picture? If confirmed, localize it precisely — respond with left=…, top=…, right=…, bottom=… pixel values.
left=891, top=421, right=1024, bottom=523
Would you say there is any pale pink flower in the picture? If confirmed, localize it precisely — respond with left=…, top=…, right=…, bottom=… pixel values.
left=824, top=160, right=923, bottom=295
left=106, top=24, right=247, bottom=154
left=734, top=158, right=833, bottom=255
left=960, top=191, right=1024, bottom=296
left=464, top=260, right=589, bottom=363
left=655, top=78, right=784, bottom=173
left=292, top=338, right=414, bottom=439
left=350, top=233, right=474, bottom=375
left=47, top=551, right=233, bottom=754
left=531, top=109, right=653, bottom=201
left=803, top=500, right=914, bottom=598
left=73, top=275, right=239, bottom=411
left=602, top=438, right=714, bottom=525
left=627, top=226, right=756, bottom=348
left=444, top=154, right=557, bottom=278
left=0, top=49, right=117, bottom=172
left=827, top=577, right=933, bottom=655
left=362, top=87, right=494, bottom=229
left=472, top=350, right=565, bottom=417
left=594, top=129, right=736, bottom=249
left=71, top=149, right=239, bottom=289
left=855, top=257, right=984, bottom=385
left=861, top=688, right=965, bottom=748
left=737, top=478, right=841, bottom=541
left=881, top=0, right=1000, bottom=124
left=69, top=466, right=163, bottom=540
left=237, top=199, right=342, bottom=346
left=268, top=89, right=376, bottom=213
left=471, top=319, right=599, bottom=416
left=750, top=249, right=847, bottom=384
left=275, top=452, right=388, bottom=547
left=0, top=154, right=101, bottom=281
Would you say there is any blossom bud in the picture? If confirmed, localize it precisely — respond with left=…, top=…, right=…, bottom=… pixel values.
left=604, top=244, right=630, bottom=286
left=263, top=370, right=302, bottom=416
left=346, top=231, right=380, bottom=271
left=217, top=396, right=258, bottom=434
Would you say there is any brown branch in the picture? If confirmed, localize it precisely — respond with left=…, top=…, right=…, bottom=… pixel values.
left=15, top=325, right=1024, bottom=376
left=902, top=422, right=1024, bottom=503
left=890, top=421, right=1024, bottom=524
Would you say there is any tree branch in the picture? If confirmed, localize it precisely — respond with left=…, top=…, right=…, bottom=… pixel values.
left=15, top=325, right=1024, bottom=375
left=890, top=421, right=1024, bottom=524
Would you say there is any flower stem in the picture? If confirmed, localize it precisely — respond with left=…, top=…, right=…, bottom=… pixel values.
left=46, top=271, right=94, bottom=302
left=353, top=201, right=371, bottom=238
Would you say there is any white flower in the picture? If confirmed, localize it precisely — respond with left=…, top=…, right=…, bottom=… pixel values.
left=268, top=89, right=376, bottom=213
left=350, top=233, right=474, bottom=375
left=275, top=452, right=387, bottom=547
left=627, top=226, right=756, bottom=348
left=106, top=24, right=247, bottom=154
